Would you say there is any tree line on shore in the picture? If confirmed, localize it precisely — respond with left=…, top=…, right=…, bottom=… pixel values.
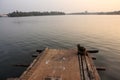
left=6, top=10, right=120, bottom=17
left=8, top=11, right=65, bottom=17
left=69, top=10, right=120, bottom=15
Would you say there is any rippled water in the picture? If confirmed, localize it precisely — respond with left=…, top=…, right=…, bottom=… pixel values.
left=0, top=15, right=120, bottom=80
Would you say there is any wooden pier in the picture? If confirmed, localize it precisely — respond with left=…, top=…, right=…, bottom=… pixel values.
left=8, top=45, right=101, bottom=80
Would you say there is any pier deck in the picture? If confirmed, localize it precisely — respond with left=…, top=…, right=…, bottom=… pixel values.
left=9, top=48, right=100, bottom=80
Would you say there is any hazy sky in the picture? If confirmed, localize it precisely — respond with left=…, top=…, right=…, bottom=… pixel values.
left=0, top=0, right=120, bottom=13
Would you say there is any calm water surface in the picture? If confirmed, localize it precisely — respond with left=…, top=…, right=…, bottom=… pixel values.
left=0, top=15, right=120, bottom=80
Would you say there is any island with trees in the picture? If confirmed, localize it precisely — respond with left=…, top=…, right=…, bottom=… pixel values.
left=8, top=11, right=65, bottom=17
left=6, top=10, right=120, bottom=17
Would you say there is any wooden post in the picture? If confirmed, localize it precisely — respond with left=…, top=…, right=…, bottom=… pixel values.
left=96, top=67, right=106, bottom=71
left=77, top=44, right=86, bottom=55
left=36, top=49, right=44, bottom=53
left=87, top=50, right=99, bottom=53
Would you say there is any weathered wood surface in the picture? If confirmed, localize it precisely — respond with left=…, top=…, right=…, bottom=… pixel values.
left=16, top=48, right=100, bottom=80
left=19, top=48, right=81, bottom=80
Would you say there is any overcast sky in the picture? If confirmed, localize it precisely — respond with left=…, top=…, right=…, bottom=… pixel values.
left=0, top=0, right=120, bottom=14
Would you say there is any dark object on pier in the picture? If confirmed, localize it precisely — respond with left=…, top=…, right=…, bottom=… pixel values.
left=36, top=49, right=44, bottom=53
left=92, top=56, right=97, bottom=60
left=32, top=49, right=45, bottom=57
left=87, top=50, right=99, bottom=53
left=32, top=54, right=38, bottom=57
left=96, top=67, right=106, bottom=71
left=77, top=44, right=86, bottom=55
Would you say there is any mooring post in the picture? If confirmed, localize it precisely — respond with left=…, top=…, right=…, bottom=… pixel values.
left=77, top=44, right=86, bottom=55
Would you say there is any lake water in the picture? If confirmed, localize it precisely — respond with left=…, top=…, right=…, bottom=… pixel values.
left=0, top=15, right=120, bottom=80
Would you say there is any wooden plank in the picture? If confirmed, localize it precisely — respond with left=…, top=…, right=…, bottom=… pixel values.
left=85, top=53, right=100, bottom=80
left=77, top=44, right=100, bottom=80
left=14, top=48, right=101, bottom=80
left=20, top=48, right=49, bottom=80
left=85, top=55, right=95, bottom=80
left=82, top=55, right=90, bottom=80
left=20, top=49, right=81, bottom=80
left=7, top=78, right=19, bottom=80
left=78, top=55, right=84, bottom=80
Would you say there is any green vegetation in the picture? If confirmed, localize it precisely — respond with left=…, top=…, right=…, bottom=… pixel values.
left=8, top=11, right=65, bottom=17
left=7, top=10, right=120, bottom=17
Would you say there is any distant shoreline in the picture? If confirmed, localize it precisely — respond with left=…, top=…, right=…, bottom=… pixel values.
left=7, top=11, right=65, bottom=17
left=1, top=10, right=120, bottom=17
left=68, top=10, right=120, bottom=15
